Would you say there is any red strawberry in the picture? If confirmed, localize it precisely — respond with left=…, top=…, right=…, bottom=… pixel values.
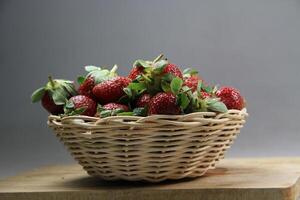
left=103, top=103, right=129, bottom=111
left=200, top=91, right=210, bottom=99
left=128, top=66, right=144, bottom=80
left=136, top=93, right=151, bottom=108
left=216, top=87, right=245, bottom=110
left=31, top=76, right=77, bottom=115
left=78, top=66, right=118, bottom=99
left=148, top=92, right=180, bottom=115
left=78, top=77, right=96, bottom=99
left=41, top=92, right=64, bottom=115
left=184, top=75, right=200, bottom=92
left=92, top=76, right=131, bottom=104
left=67, top=95, right=97, bottom=116
left=162, top=63, right=183, bottom=79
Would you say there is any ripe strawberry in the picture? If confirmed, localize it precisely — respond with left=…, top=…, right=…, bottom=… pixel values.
left=148, top=92, right=180, bottom=115
left=103, top=103, right=129, bottom=111
left=31, top=76, right=77, bottom=115
left=67, top=95, right=97, bottom=116
left=78, top=77, right=96, bottom=99
left=78, top=65, right=118, bottom=99
left=184, top=75, right=200, bottom=92
left=128, top=66, right=144, bottom=80
left=41, top=92, right=64, bottom=115
left=92, top=76, right=131, bottom=104
left=136, top=94, right=151, bottom=108
left=216, top=87, right=245, bottom=110
left=162, top=63, right=183, bottom=79
left=200, top=91, right=210, bottom=99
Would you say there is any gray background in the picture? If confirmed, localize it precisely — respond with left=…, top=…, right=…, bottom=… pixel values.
left=1, top=0, right=300, bottom=179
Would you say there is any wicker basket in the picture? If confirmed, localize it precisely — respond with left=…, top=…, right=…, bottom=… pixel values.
left=48, top=109, right=247, bottom=182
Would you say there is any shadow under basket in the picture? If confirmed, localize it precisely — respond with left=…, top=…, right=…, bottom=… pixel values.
left=48, top=109, right=248, bottom=182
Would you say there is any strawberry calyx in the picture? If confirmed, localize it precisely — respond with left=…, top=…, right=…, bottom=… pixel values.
left=78, top=65, right=118, bottom=85
left=31, top=76, right=77, bottom=105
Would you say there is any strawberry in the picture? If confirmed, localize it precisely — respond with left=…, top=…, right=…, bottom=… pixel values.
left=216, top=87, right=245, bottom=110
left=41, top=92, right=64, bottom=115
left=148, top=92, right=180, bottom=115
left=31, top=76, right=77, bottom=115
left=78, top=77, right=96, bottom=99
left=78, top=65, right=118, bottom=99
left=136, top=93, right=151, bottom=108
left=200, top=91, right=210, bottom=99
left=128, top=66, right=144, bottom=80
left=184, top=75, right=202, bottom=92
left=66, top=95, right=97, bottom=116
left=103, top=103, right=129, bottom=111
left=92, top=76, right=131, bottom=104
left=162, top=63, right=183, bottom=79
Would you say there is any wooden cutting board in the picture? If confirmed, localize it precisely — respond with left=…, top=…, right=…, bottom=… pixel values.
left=0, top=158, right=299, bottom=200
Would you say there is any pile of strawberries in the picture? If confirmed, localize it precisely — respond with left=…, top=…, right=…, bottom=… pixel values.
left=31, top=54, right=245, bottom=117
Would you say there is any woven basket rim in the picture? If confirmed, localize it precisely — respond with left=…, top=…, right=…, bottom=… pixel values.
left=48, top=108, right=248, bottom=121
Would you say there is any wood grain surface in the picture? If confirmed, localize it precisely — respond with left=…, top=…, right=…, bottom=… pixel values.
left=0, top=158, right=299, bottom=200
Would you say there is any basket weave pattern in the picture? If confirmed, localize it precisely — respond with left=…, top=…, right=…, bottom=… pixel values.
left=48, top=109, right=247, bottom=182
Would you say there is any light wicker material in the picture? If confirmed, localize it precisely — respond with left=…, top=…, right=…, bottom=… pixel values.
left=48, top=109, right=247, bottom=182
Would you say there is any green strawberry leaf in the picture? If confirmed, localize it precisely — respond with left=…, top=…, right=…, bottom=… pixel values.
left=100, top=110, right=113, bottom=118
left=197, top=80, right=202, bottom=93
left=161, top=80, right=171, bottom=92
left=65, top=100, right=74, bottom=109
left=207, top=101, right=228, bottom=113
left=123, top=88, right=133, bottom=98
left=133, top=107, right=147, bottom=116
left=177, top=93, right=190, bottom=110
left=74, top=107, right=87, bottom=115
left=77, top=76, right=85, bottom=84
left=162, top=73, right=175, bottom=82
left=118, top=95, right=130, bottom=104
left=134, top=59, right=151, bottom=68
left=183, top=68, right=198, bottom=75
left=31, top=87, right=45, bottom=103
left=51, top=88, right=68, bottom=105
left=171, top=77, right=183, bottom=95
left=89, top=69, right=110, bottom=83
left=62, top=82, right=77, bottom=96
left=202, top=84, right=212, bottom=93
left=85, top=66, right=100, bottom=72
left=212, top=85, right=219, bottom=94
left=117, top=112, right=134, bottom=116
left=182, top=86, right=192, bottom=93
left=127, top=82, right=147, bottom=91
left=206, top=98, right=218, bottom=105
left=153, top=60, right=168, bottom=73
left=100, top=108, right=124, bottom=117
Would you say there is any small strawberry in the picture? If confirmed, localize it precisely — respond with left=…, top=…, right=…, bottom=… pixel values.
left=148, top=92, right=180, bottom=115
left=103, top=103, right=129, bottom=111
left=92, top=76, right=131, bottom=104
left=128, top=66, right=144, bottom=80
left=78, top=77, right=96, bottom=99
left=200, top=91, right=210, bottom=99
left=136, top=93, right=151, bottom=108
left=78, top=65, right=118, bottom=99
left=66, top=95, right=97, bottom=116
left=216, top=87, right=245, bottom=110
left=31, top=76, right=77, bottom=115
left=162, top=63, right=183, bottom=79
left=184, top=75, right=200, bottom=92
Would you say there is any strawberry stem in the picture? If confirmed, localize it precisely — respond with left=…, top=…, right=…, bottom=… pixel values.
left=48, top=76, right=55, bottom=88
left=110, top=65, right=118, bottom=74
left=153, top=54, right=164, bottom=63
